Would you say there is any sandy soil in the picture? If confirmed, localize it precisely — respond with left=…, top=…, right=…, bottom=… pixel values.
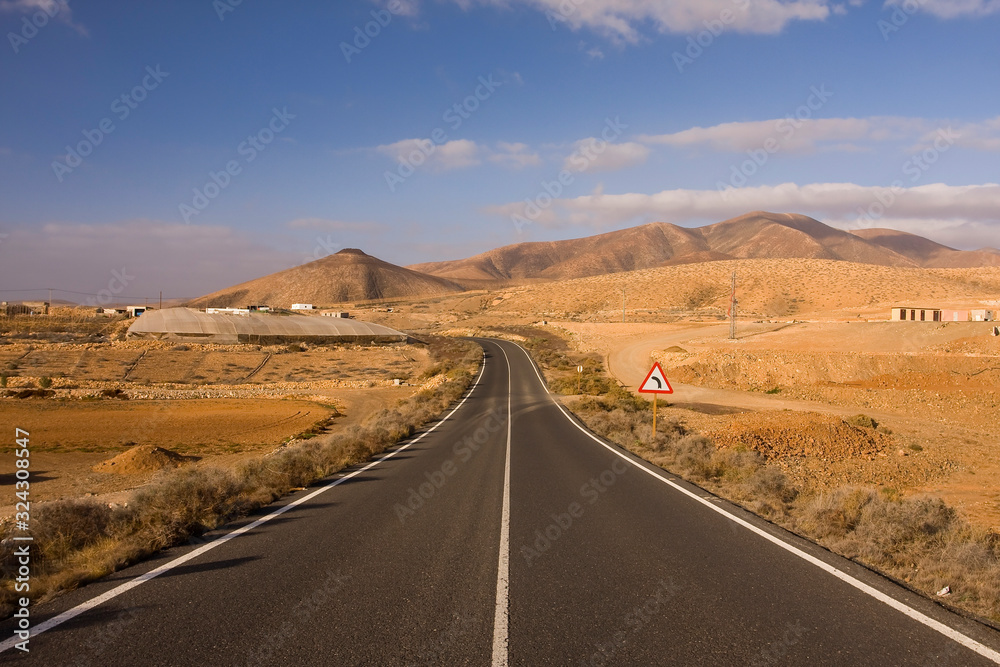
left=283, top=261, right=1000, bottom=532
left=475, top=259, right=1000, bottom=321
left=0, top=339, right=431, bottom=516
left=554, top=320, right=1000, bottom=531
left=1, top=340, right=425, bottom=386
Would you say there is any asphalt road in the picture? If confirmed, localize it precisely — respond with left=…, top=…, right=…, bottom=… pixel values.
left=3, top=339, right=1000, bottom=665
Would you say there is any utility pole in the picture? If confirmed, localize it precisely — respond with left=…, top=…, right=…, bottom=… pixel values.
left=159, top=291, right=162, bottom=310
left=622, top=285, right=626, bottom=323
left=728, top=271, right=738, bottom=340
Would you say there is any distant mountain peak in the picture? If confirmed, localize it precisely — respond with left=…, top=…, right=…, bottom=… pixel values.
left=189, top=250, right=463, bottom=308
left=408, top=212, right=1000, bottom=283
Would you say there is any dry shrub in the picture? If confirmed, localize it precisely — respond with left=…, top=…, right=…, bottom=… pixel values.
left=799, top=488, right=957, bottom=561
left=734, top=465, right=796, bottom=519
left=0, top=338, right=481, bottom=618
left=795, top=488, right=1000, bottom=621
left=798, top=487, right=879, bottom=540
left=673, top=435, right=715, bottom=478
left=267, top=447, right=325, bottom=489
left=847, top=414, right=879, bottom=430
left=30, top=500, right=122, bottom=564
left=235, top=459, right=292, bottom=506
left=131, top=467, right=245, bottom=544
left=580, top=402, right=685, bottom=453
left=532, top=332, right=999, bottom=622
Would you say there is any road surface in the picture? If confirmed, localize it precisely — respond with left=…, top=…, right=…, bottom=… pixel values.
left=3, top=339, right=999, bottom=665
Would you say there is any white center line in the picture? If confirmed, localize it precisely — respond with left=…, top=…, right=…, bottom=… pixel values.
left=491, top=344, right=512, bottom=667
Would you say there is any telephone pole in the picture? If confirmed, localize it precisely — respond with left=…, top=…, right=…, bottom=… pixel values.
left=622, top=285, right=626, bottom=323
left=728, top=271, right=738, bottom=340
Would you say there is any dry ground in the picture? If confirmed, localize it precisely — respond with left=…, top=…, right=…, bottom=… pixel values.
left=335, top=259, right=1000, bottom=534
left=0, top=339, right=424, bottom=387
left=349, top=259, right=1000, bottom=332
left=474, top=259, right=1000, bottom=321
left=554, top=319, right=1000, bottom=531
left=0, top=334, right=432, bottom=516
left=6, top=260, right=1000, bottom=532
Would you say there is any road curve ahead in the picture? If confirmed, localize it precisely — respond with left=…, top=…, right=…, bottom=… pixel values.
left=3, top=339, right=1000, bottom=665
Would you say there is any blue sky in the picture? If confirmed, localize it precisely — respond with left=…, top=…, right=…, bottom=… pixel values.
left=1, top=0, right=998, bottom=302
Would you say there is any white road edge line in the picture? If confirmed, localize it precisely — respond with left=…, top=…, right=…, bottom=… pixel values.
left=491, top=344, right=512, bottom=667
left=0, top=352, right=490, bottom=655
left=512, top=342, right=1000, bottom=665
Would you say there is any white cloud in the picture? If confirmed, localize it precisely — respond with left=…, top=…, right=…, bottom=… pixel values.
left=0, top=0, right=88, bottom=36
left=488, top=142, right=542, bottom=169
left=946, top=116, right=1000, bottom=152
left=886, top=0, right=1000, bottom=18
left=389, top=0, right=999, bottom=42
left=436, top=0, right=836, bottom=40
left=376, top=137, right=482, bottom=171
left=640, top=116, right=930, bottom=154
left=579, top=41, right=605, bottom=59
left=376, top=138, right=543, bottom=171
left=564, top=139, right=650, bottom=172
left=485, top=182, right=1000, bottom=233
left=830, top=217, right=1000, bottom=251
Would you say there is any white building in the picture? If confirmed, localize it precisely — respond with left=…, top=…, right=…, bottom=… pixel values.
left=891, top=306, right=995, bottom=322
left=291, top=304, right=316, bottom=310
left=891, top=307, right=941, bottom=322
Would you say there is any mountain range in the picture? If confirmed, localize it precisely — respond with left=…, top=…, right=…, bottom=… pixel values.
left=192, top=212, right=1000, bottom=307
left=408, top=212, right=1000, bottom=282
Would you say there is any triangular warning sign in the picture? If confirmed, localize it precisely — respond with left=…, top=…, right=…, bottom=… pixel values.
left=638, top=362, right=673, bottom=394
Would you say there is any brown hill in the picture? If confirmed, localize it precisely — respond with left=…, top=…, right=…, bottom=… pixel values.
left=409, top=223, right=706, bottom=281
left=190, top=249, right=464, bottom=308
left=850, top=228, right=1000, bottom=268
left=481, top=258, right=1000, bottom=320
left=699, top=212, right=915, bottom=266
left=409, top=212, right=936, bottom=282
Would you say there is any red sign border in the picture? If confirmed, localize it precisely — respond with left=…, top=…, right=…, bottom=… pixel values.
left=637, top=361, right=673, bottom=394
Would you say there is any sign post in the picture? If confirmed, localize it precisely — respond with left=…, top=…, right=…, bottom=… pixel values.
left=637, top=362, right=674, bottom=437
left=577, top=365, right=583, bottom=394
